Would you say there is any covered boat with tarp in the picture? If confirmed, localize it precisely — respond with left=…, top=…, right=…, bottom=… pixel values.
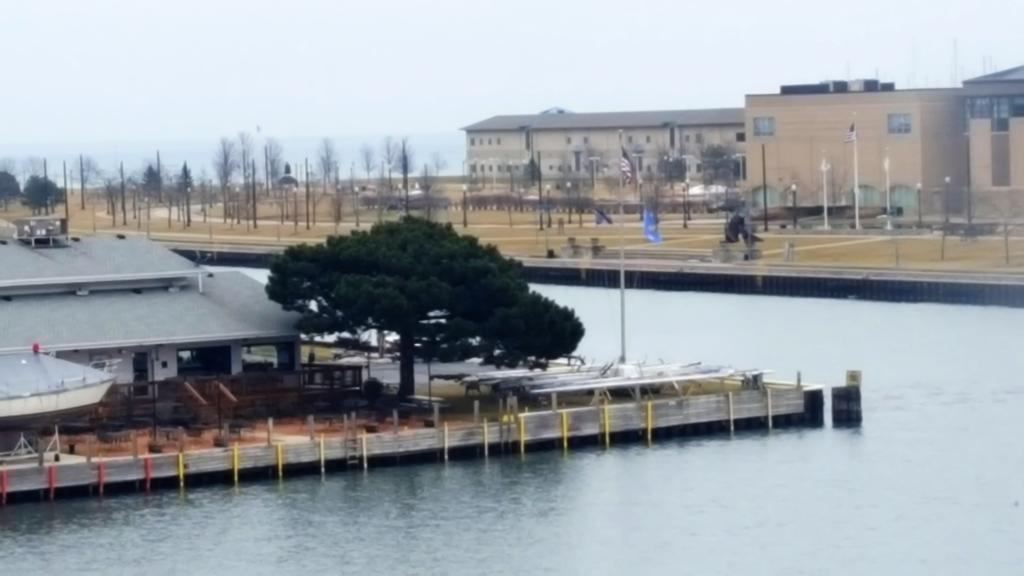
left=0, top=351, right=114, bottom=429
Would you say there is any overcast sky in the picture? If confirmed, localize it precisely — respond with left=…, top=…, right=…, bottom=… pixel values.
left=2, top=0, right=1021, bottom=145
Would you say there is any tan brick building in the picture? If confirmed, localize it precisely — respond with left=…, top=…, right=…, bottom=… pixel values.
left=464, top=65, right=1024, bottom=217
left=462, top=108, right=745, bottom=194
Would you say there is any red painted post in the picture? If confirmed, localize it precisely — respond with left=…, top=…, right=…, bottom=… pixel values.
left=144, top=457, right=152, bottom=493
left=97, top=462, right=105, bottom=497
left=47, top=466, right=56, bottom=501
left=1, top=468, right=7, bottom=505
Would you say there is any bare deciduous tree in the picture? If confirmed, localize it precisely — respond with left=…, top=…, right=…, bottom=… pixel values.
left=237, top=132, right=254, bottom=223
left=78, top=155, right=98, bottom=210
left=398, top=138, right=415, bottom=214
left=213, top=138, right=238, bottom=223
left=381, top=136, right=397, bottom=203
left=266, top=138, right=284, bottom=196
left=317, top=138, right=337, bottom=227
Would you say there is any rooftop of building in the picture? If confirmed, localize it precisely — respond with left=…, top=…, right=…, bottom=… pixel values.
left=463, top=108, right=744, bottom=132
left=0, top=230, right=199, bottom=286
left=964, top=65, right=1024, bottom=84
left=0, top=234, right=299, bottom=354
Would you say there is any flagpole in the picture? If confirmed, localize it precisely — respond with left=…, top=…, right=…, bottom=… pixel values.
left=617, top=130, right=626, bottom=365
left=853, top=123, right=861, bottom=230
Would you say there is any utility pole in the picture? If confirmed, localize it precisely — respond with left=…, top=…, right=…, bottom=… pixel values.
left=760, top=143, right=768, bottom=232
left=536, top=151, right=543, bottom=231
left=62, top=161, right=69, bottom=226
left=119, top=162, right=127, bottom=226
left=252, top=159, right=258, bottom=230
left=79, top=154, right=86, bottom=211
left=304, top=158, right=311, bottom=230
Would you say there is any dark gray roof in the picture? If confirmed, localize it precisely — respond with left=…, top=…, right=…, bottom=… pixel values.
left=462, top=108, right=744, bottom=132
left=0, top=353, right=112, bottom=397
left=0, top=234, right=198, bottom=285
left=0, top=271, right=299, bottom=354
left=964, top=65, right=1024, bottom=84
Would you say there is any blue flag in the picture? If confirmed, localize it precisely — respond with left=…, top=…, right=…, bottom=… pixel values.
left=643, top=208, right=662, bottom=244
left=594, top=208, right=614, bottom=225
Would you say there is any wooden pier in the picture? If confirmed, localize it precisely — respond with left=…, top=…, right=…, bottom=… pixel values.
left=0, top=386, right=828, bottom=504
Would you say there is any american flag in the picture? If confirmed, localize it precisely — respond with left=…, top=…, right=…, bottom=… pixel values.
left=844, top=123, right=857, bottom=143
left=619, top=147, right=634, bottom=184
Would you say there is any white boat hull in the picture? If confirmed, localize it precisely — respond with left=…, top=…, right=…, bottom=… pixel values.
left=0, top=380, right=113, bottom=428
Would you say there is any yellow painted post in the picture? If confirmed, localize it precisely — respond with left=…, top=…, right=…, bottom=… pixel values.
left=482, top=419, right=489, bottom=458
left=646, top=401, right=653, bottom=446
left=518, top=414, right=526, bottom=457
left=361, top=432, right=368, bottom=471
left=603, top=402, right=611, bottom=448
left=276, top=443, right=284, bottom=479
left=443, top=422, right=449, bottom=463
left=177, top=453, right=185, bottom=489
left=561, top=411, right=569, bottom=452
left=319, top=434, right=325, bottom=477
left=232, top=443, right=239, bottom=486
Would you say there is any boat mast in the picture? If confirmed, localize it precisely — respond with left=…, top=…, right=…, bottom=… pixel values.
left=618, top=130, right=627, bottom=365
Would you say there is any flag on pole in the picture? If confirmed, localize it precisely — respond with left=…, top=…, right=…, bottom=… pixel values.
left=844, top=123, right=857, bottom=143
left=594, top=207, right=614, bottom=225
left=619, top=147, right=634, bottom=184
left=642, top=208, right=662, bottom=244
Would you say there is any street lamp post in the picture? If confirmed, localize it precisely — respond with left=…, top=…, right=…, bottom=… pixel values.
left=943, top=176, right=951, bottom=224
left=790, top=184, right=798, bottom=229
left=461, top=184, right=468, bottom=229
left=916, top=182, right=923, bottom=228
left=883, top=153, right=892, bottom=230
left=545, top=184, right=552, bottom=228
left=821, top=157, right=831, bottom=230
left=566, top=181, right=573, bottom=225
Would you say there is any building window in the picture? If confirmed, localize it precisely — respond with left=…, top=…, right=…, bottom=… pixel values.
left=736, top=132, right=746, bottom=143
left=470, top=164, right=477, bottom=174
left=645, top=135, right=651, bottom=144
left=753, top=117, right=775, bottom=137
left=487, top=138, right=492, bottom=145
left=968, top=97, right=992, bottom=119
left=470, top=137, right=475, bottom=146
left=583, top=136, right=589, bottom=145
left=695, top=133, right=704, bottom=144
left=566, top=137, right=572, bottom=145
left=242, top=343, right=295, bottom=373
left=1013, top=97, right=1024, bottom=118
left=670, top=128, right=676, bottom=149
left=496, top=137, right=501, bottom=145
left=887, top=113, right=912, bottom=135
left=993, top=98, right=1010, bottom=132
left=684, top=134, right=690, bottom=143
left=627, top=135, right=634, bottom=144
left=177, top=346, right=232, bottom=376
left=488, top=165, right=493, bottom=172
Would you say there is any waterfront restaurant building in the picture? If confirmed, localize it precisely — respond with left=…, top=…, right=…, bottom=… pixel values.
left=0, top=220, right=300, bottom=388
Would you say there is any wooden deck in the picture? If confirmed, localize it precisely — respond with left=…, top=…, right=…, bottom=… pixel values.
left=0, top=387, right=823, bottom=504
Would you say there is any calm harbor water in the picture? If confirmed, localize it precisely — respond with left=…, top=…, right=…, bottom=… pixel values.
left=2, top=281, right=1023, bottom=575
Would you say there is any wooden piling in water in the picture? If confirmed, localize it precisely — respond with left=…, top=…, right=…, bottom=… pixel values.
left=727, top=392, right=735, bottom=434
left=232, top=443, right=239, bottom=486
left=276, top=444, right=284, bottom=479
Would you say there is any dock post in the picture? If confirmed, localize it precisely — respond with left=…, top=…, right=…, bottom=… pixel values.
left=267, top=418, right=274, bottom=446
left=482, top=419, right=489, bottom=458
left=831, top=386, right=863, bottom=426
left=473, top=400, right=480, bottom=424
left=1, top=466, right=7, bottom=505
left=319, top=434, right=326, bottom=477
left=177, top=453, right=185, bottom=490
left=432, top=404, right=440, bottom=428
left=550, top=393, right=558, bottom=412
left=86, top=437, right=93, bottom=464
left=232, top=443, right=239, bottom=486
left=97, top=461, right=105, bottom=497
left=727, top=392, right=735, bottom=434
left=646, top=401, right=653, bottom=446
left=393, top=409, right=400, bottom=432
left=518, top=414, right=526, bottom=457
left=443, top=422, right=449, bottom=463
left=177, top=427, right=185, bottom=454
left=766, top=388, right=774, bottom=431
left=361, top=432, right=368, bottom=471
left=144, top=457, right=152, bottom=493
left=561, top=411, right=569, bottom=452
left=131, top=430, right=139, bottom=460
left=276, top=443, right=284, bottom=479
left=602, top=402, right=611, bottom=449
left=307, top=415, right=315, bottom=441
left=48, top=465, right=56, bottom=501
